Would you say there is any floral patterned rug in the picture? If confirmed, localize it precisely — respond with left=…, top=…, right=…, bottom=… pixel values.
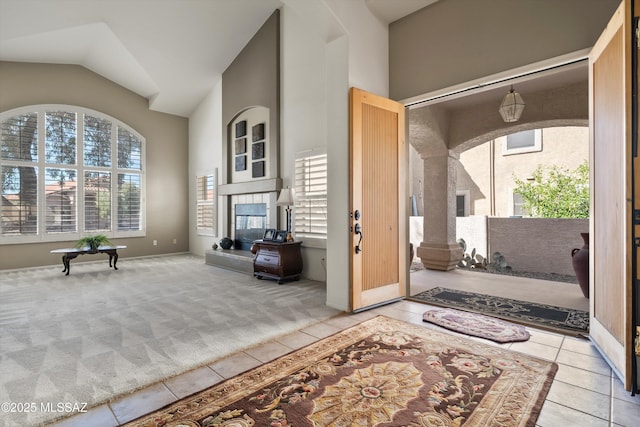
left=124, top=316, right=557, bottom=427
left=423, top=307, right=531, bottom=343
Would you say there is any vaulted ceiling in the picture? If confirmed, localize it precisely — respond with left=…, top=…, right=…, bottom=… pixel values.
left=0, top=0, right=435, bottom=117
left=0, top=0, right=586, bottom=120
left=0, top=0, right=283, bottom=117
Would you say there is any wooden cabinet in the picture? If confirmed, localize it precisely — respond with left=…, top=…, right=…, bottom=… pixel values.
left=253, top=240, right=303, bottom=284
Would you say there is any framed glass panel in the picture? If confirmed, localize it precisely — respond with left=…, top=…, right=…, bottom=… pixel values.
left=117, top=173, right=141, bottom=231
left=117, top=127, right=142, bottom=170
left=1, top=165, right=38, bottom=235
left=45, top=111, right=76, bottom=165
left=84, top=171, right=111, bottom=231
left=196, top=173, right=216, bottom=235
left=45, top=167, right=77, bottom=233
left=1, top=113, right=38, bottom=161
left=84, top=115, right=112, bottom=167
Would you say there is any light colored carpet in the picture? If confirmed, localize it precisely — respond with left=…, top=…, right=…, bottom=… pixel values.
left=0, top=254, right=341, bottom=427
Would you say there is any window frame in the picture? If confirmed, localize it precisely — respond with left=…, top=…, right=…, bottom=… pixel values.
left=500, top=129, right=542, bottom=156
left=509, top=188, right=527, bottom=217
left=456, top=190, right=470, bottom=217
left=196, top=170, right=216, bottom=236
left=1, top=105, right=146, bottom=244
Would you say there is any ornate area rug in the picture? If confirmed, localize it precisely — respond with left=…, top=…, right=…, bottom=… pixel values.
left=423, top=308, right=531, bottom=343
left=124, top=316, right=557, bottom=427
left=411, top=287, right=589, bottom=336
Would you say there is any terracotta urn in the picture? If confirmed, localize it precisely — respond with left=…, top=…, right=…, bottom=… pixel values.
left=571, top=232, right=589, bottom=298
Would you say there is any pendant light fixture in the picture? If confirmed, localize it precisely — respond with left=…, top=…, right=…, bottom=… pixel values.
left=499, top=85, right=525, bottom=123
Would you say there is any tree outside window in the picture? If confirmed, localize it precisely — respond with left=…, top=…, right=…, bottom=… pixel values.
left=512, top=161, right=589, bottom=219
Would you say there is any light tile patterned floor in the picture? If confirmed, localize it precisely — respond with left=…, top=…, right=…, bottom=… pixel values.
left=53, top=294, right=640, bottom=426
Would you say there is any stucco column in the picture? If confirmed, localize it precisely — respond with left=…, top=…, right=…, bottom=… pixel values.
left=417, top=151, right=463, bottom=270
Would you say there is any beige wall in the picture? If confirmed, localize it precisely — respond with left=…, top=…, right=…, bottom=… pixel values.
left=389, top=0, right=619, bottom=102
left=457, top=143, right=491, bottom=216
left=0, top=61, right=189, bottom=269
left=455, top=126, right=589, bottom=217
left=411, top=214, right=588, bottom=276
left=222, top=11, right=280, bottom=189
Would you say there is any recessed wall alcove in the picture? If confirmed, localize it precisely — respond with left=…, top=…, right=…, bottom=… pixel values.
left=206, top=10, right=281, bottom=273
left=219, top=106, right=280, bottom=249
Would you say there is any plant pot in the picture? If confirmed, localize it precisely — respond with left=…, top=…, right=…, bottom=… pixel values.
left=219, top=237, right=233, bottom=250
left=571, top=232, right=589, bottom=298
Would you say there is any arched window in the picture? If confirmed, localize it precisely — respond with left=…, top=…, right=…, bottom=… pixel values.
left=0, top=105, right=145, bottom=243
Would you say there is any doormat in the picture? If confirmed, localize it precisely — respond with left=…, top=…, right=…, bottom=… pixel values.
left=423, top=308, right=531, bottom=343
left=411, top=287, right=589, bottom=336
left=124, top=316, right=557, bottom=427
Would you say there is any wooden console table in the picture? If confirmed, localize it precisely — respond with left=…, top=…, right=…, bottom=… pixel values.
left=253, top=240, right=303, bottom=284
left=50, top=245, right=126, bottom=275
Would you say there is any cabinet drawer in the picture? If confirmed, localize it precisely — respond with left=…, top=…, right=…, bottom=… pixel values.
left=255, top=253, right=280, bottom=268
left=259, top=246, right=279, bottom=254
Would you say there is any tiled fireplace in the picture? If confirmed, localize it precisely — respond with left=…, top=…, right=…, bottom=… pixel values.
left=205, top=186, right=279, bottom=273
left=231, top=193, right=271, bottom=250
left=217, top=181, right=280, bottom=251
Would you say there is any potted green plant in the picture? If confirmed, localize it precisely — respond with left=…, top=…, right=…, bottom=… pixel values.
left=75, top=234, right=112, bottom=253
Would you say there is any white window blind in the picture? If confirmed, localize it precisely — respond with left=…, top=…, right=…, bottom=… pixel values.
left=117, top=173, right=141, bottom=231
left=84, top=115, right=111, bottom=167
left=84, top=171, right=111, bottom=231
left=45, top=167, right=77, bottom=233
left=196, top=174, right=215, bottom=234
left=294, top=153, right=327, bottom=239
left=1, top=112, right=38, bottom=161
left=1, top=165, right=38, bottom=235
left=45, top=111, right=76, bottom=165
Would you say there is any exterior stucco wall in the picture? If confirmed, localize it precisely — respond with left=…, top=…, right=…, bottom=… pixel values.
left=487, top=217, right=588, bottom=276
left=453, top=126, right=589, bottom=217
left=456, top=216, right=487, bottom=260
left=410, top=216, right=589, bottom=276
left=456, top=143, right=491, bottom=216
left=412, top=215, right=589, bottom=276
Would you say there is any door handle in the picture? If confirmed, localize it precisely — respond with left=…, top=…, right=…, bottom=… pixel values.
left=354, top=223, right=363, bottom=254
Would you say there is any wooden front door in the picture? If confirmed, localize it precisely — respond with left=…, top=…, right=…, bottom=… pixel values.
left=589, top=0, right=636, bottom=390
left=349, top=87, right=407, bottom=311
